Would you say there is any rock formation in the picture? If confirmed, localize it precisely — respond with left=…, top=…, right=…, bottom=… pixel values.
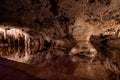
left=0, top=0, right=120, bottom=80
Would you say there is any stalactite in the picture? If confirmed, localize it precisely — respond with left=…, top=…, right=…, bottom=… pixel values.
left=0, top=25, right=73, bottom=63
left=0, top=26, right=31, bottom=63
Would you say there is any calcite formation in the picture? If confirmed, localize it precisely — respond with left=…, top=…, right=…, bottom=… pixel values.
left=0, top=25, right=74, bottom=63
left=0, top=0, right=120, bottom=80
left=0, top=26, right=31, bottom=63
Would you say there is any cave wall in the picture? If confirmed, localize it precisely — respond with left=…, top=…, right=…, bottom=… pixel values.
left=0, top=0, right=120, bottom=80
left=0, top=0, right=120, bottom=27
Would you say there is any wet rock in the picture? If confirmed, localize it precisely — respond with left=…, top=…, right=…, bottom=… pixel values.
left=0, top=0, right=120, bottom=80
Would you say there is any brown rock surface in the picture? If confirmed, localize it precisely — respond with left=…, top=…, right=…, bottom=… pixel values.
left=0, top=0, right=120, bottom=80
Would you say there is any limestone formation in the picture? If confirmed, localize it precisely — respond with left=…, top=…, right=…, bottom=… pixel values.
left=0, top=0, right=120, bottom=80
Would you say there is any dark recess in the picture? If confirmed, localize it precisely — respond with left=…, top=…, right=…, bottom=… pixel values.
left=49, top=0, right=59, bottom=16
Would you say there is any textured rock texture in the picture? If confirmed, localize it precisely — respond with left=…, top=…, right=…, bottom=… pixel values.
left=0, top=0, right=120, bottom=80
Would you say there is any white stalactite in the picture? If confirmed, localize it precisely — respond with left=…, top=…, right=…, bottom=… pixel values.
left=0, top=27, right=31, bottom=63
